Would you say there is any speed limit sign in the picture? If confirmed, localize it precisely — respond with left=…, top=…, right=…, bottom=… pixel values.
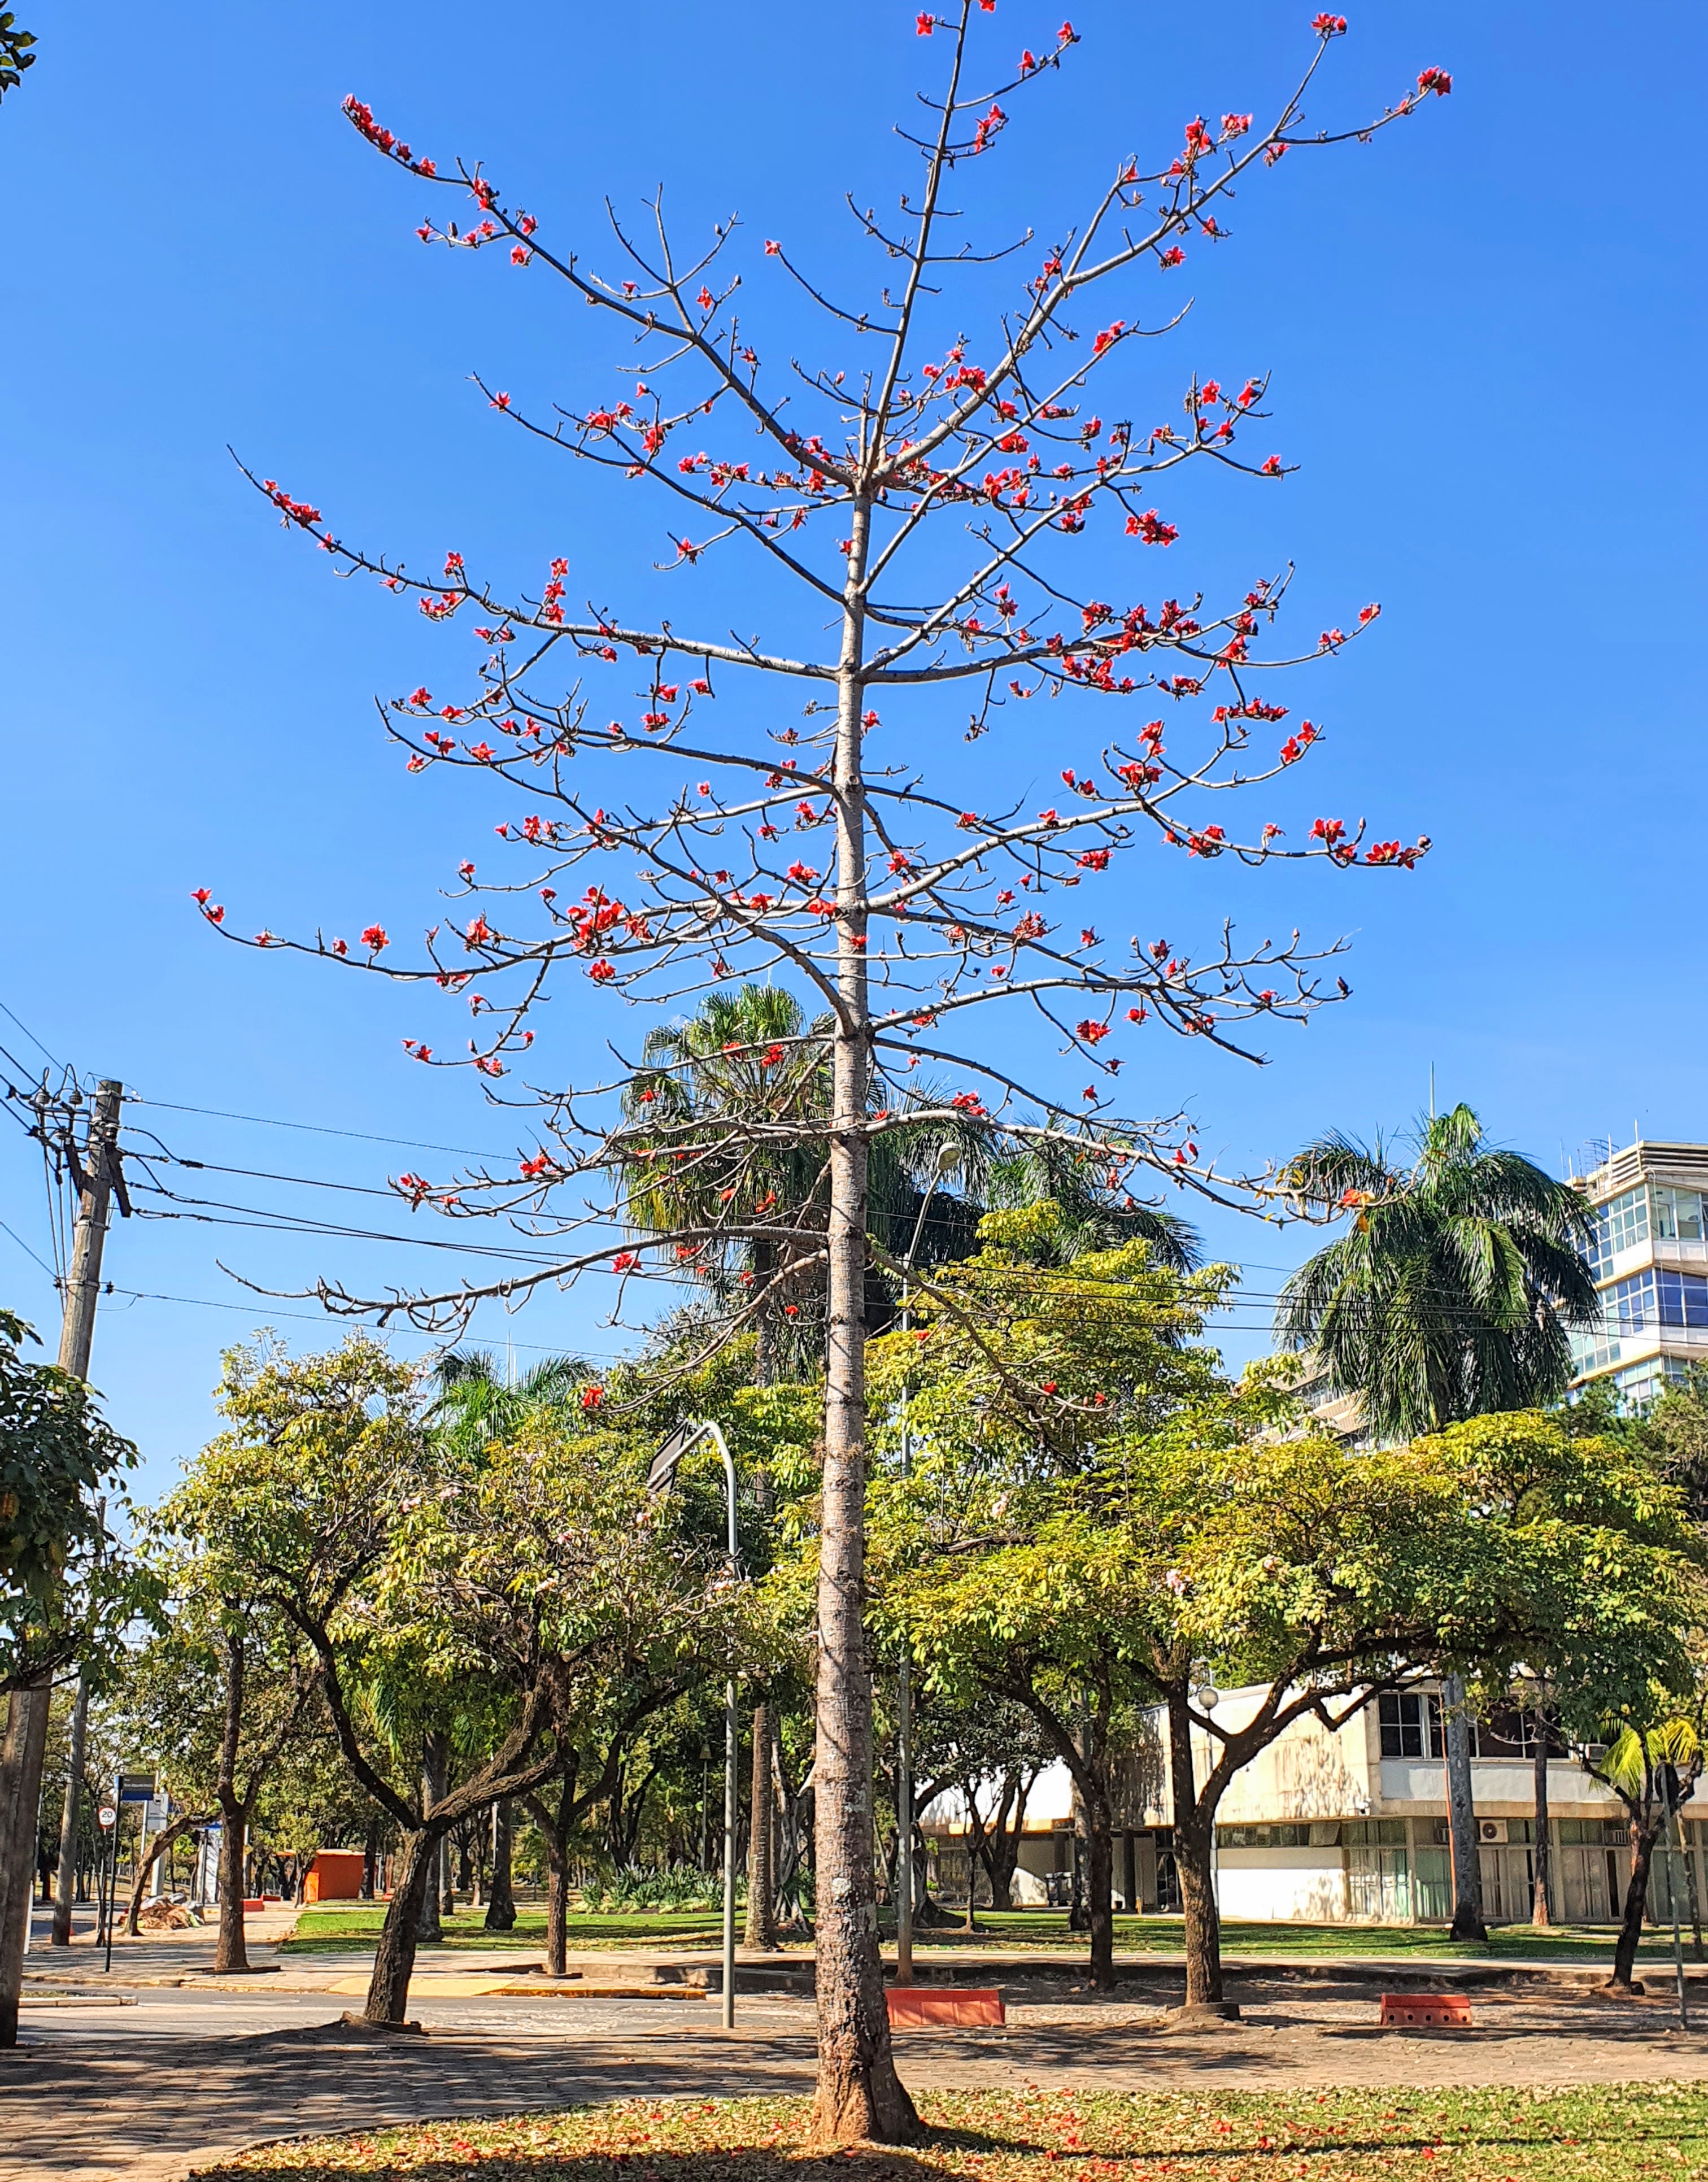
left=97, top=1805, right=117, bottom=1829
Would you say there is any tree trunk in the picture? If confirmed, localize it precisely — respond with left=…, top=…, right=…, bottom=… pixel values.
left=213, top=1629, right=250, bottom=1972
left=1442, top=1674, right=1487, bottom=1941
left=1166, top=1688, right=1223, bottom=2009
left=417, top=1735, right=446, bottom=1945
left=125, top=1813, right=208, bottom=1936
left=484, top=1801, right=516, bottom=1931
left=1609, top=1817, right=1661, bottom=1991
left=982, top=1771, right=1030, bottom=1913
left=213, top=1802, right=249, bottom=1972
left=0, top=1683, right=52, bottom=2045
left=811, top=506, right=918, bottom=2148
left=50, top=1673, right=90, bottom=1947
left=361, top=1815, right=378, bottom=1901
left=1531, top=1706, right=1553, bottom=1928
left=1683, top=1815, right=1704, bottom=1962
left=524, top=1781, right=576, bottom=1976
left=745, top=1699, right=778, bottom=1948
left=365, top=1826, right=438, bottom=2024
left=1082, top=1780, right=1116, bottom=1992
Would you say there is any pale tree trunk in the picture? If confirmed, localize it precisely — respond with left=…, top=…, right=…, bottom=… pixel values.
left=0, top=1683, right=53, bottom=2045
left=745, top=1698, right=777, bottom=1949
left=50, top=1672, right=90, bottom=1947
left=1443, top=1675, right=1487, bottom=1941
left=483, top=1801, right=516, bottom=1931
left=811, top=501, right=917, bottom=2146
left=1531, top=1705, right=1553, bottom=1928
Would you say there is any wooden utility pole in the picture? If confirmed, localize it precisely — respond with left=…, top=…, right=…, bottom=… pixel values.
left=0, top=1079, right=123, bottom=2035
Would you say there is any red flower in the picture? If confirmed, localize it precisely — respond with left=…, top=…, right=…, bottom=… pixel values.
left=1077, top=1020, right=1110, bottom=1044
left=580, top=1384, right=604, bottom=1411
left=612, top=1252, right=638, bottom=1272
left=1311, top=12, right=1347, bottom=34
left=587, top=959, right=617, bottom=982
left=916, top=10, right=935, bottom=29
left=1417, top=66, right=1452, bottom=95
left=490, top=391, right=511, bottom=410
left=1260, top=454, right=1284, bottom=476
left=361, top=925, right=389, bottom=951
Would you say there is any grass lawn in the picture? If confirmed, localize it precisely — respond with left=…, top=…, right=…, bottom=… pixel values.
left=283, top=1905, right=729, bottom=1954
left=191, top=2085, right=1708, bottom=2179
left=282, top=1902, right=1677, bottom=1965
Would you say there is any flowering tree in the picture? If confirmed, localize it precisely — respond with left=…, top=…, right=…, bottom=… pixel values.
left=206, top=5, right=1450, bottom=2139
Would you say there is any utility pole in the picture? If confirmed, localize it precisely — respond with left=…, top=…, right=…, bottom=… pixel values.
left=0, top=1079, right=124, bottom=2037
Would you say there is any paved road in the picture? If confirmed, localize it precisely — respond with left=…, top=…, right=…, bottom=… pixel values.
left=12, top=1975, right=1708, bottom=2182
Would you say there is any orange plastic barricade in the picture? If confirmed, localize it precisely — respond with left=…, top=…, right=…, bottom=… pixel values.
left=886, top=1986, right=1005, bottom=2028
left=1380, top=1992, right=1472, bottom=2028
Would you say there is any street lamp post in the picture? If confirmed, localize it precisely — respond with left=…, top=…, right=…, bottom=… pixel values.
left=648, top=1418, right=740, bottom=2029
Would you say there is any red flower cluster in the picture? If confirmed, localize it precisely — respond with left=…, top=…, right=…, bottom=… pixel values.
left=261, top=480, right=320, bottom=529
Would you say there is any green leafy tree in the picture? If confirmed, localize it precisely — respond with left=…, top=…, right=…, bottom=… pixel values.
left=1275, top=1101, right=1599, bottom=1937
left=873, top=1221, right=1693, bottom=2006
left=1275, top=1103, right=1597, bottom=1438
left=0, top=13, right=34, bottom=104
left=109, top=1571, right=316, bottom=1967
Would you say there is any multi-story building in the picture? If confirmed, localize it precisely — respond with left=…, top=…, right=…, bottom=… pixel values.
left=1568, top=1140, right=1708, bottom=1410
left=921, top=1682, right=1689, bottom=1927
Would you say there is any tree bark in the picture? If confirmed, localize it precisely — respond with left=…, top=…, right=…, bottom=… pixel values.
left=483, top=1800, right=516, bottom=1931
left=0, top=1683, right=52, bottom=2045
left=417, top=1735, right=446, bottom=1945
left=536, top=1791, right=576, bottom=1978
left=1610, top=1818, right=1661, bottom=1991
left=1531, top=1705, right=1553, bottom=1928
left=810, top=499, right=917, bottom=2148
left=1167, top=1687, right=1222, bottom=2009
left=365, top=1826, right=438, bottom=2024
left=213, top=1629, right=250, bottom=1973
left=744, top=1699, right=778, bottom=1948
left=1080, top=1776, right=1116, bottom=1991
left=1442, top=1674, right=1487, bottom=1941
left=50, top=1673, right=90, bottom=1946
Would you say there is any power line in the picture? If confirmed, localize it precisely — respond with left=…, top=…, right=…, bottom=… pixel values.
left=0, top=1000, right=58, bottom=1070
left=105, top=1283, right=624, bottom=1360
left=0, top=1214, right=57, bottom=1282
left=125, top=1095, right=506, bottom=1162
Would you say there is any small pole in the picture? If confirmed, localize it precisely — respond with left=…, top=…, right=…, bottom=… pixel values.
left=1664, top=1771, right=1690, bottom=2031
left=894, top=1145, right=952, bottom=1987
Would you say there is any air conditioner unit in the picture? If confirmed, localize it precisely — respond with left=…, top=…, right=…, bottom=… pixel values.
left=1478, top=1819, right=1508, bottom=1845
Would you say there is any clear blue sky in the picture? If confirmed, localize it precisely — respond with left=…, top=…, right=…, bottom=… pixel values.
left=2, top=0, right=1703, bottom=1496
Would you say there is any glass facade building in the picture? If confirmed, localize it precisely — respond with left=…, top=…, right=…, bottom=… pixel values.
left=1569, top=1143, right=1708, bottom=1412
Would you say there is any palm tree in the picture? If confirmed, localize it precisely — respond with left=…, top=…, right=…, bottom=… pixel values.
left=1275, top=1100, right=1598, bottom=1938
left=1275, top=1103, right=1597, bottom=1440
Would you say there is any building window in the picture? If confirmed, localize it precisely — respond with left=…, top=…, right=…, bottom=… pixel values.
left=1587, top=1186, right=1650, bottom=1279
left=1379, top=1692, right=1456, bottom=1758
left=1610, top=1269, right=1708, bottom=1334
left=1654, top=1187, right=1707, bottom=1243
left=1379, top=1693, right=1424, bottom=1758
left=1571, top=1325, right=1623, bottom=1378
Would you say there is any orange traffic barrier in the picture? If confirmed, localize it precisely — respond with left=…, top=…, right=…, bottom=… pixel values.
left=1380, top=1992, right=1472, bottom=2028
left=886, top=1985, right=1005, bottom=2028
